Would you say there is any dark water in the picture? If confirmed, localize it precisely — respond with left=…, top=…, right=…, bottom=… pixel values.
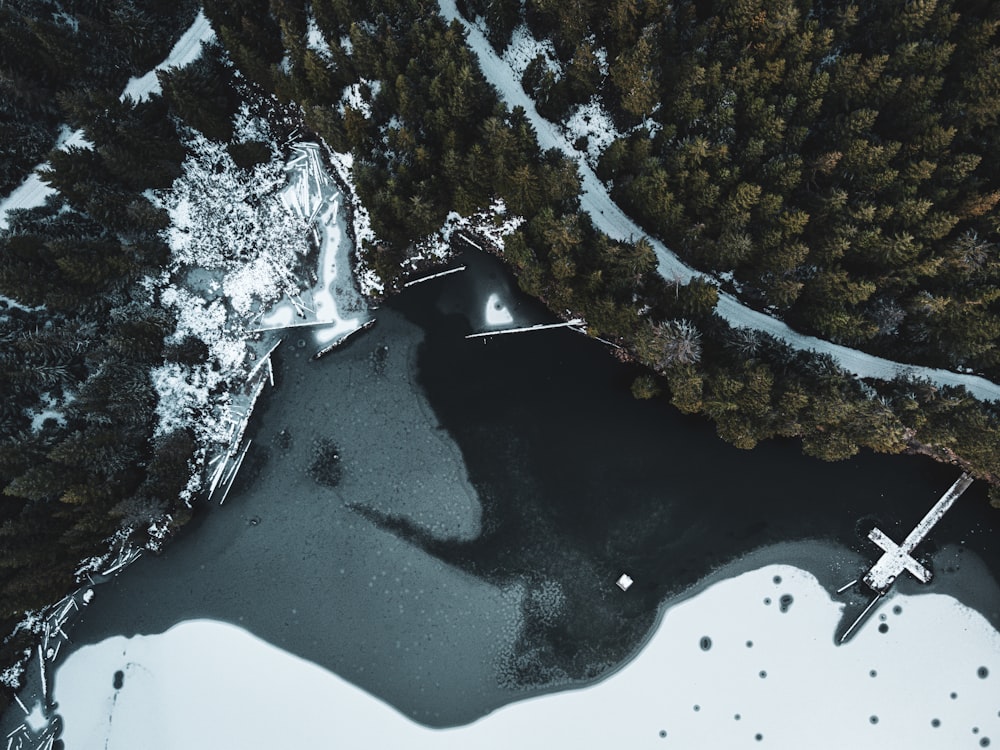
left=31, top=249, right=1000, bottom=728
left=379, top=249, right=1000, bottom=684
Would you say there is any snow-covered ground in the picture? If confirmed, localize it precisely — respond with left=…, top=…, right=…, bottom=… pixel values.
left=149, top=129, right=372, bottom=510
left=262, top=142, right=368, bottom=346
left=49, top=565, right=999, bottom=749
left=438, top=0, right=1000, bottom=404
left=405, top=199, right=524, bottom=275
left=0, top=11, right=215, bottom=230
left=564, top=96, right=622, bottom=165
left=499, top=24, right=561, bottom=80
left=484, top=292, right=514, bottom=326
left=119, top=10, right=216, bottom=103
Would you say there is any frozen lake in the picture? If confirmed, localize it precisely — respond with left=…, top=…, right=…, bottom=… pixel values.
left=6, top=251, right=1000, bottom=748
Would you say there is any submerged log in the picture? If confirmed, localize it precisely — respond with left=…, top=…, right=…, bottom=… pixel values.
left=465, top=319, right=584, bottom=339
left=311, top=318, right=377, bottom=360
left=402, top=265, right=466, bottom=287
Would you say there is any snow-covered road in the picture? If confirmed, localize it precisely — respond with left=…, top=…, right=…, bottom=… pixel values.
left=436, top=0, right=1000, bottom=403
left=119, top=10, right=216, bottom=103
left=0, top=11, right=216, bottom=230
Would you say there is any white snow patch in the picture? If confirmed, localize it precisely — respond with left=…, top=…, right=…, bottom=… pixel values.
left=28, top=392, right=67, bottom=431
left=24, top=702, right=46, bottom=732
left=340, top=34, right=353, bottom=55
left=408, top=199, right=524, bottom=273
left=0, top=661, right=25, bottom=690
left=484, top=292, right=514, bottom=326
left=52, top=10, right=79, bottom=32
left=501, top=24, right=561, bottom=81
left=0, top=129, right=92, bottom=232
left=339, top=79, right=379, bottom=118
left=0, top=293, right=41, bottom=312
left=306, top=14, right=334, bottom=61
left=593, top=44, right=609, bottom=76
left=0, top=127, right=92, bottom=227
left=320, top=144, right=382, bottom=297
left=146, top=126, right=312, bottom=445
left=0, top=173, right=57, bottom=230
left=231, top=102, right=273, bottom=145
left=160, top=134, right=309, bottom=316
left=53, top=565, right=1000, bottom=749
left=564, top=96, right=621, bottom=165
left=266, top=142, right=367, bottom=345
left=0, top=12, right=210, bottom=228
left=120, top=10, right=216, bottom=103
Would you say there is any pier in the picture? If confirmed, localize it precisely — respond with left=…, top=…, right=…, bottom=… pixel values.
left=862, top=472, right=973, bottom=594
left=837, top=472, right=974, bottom=643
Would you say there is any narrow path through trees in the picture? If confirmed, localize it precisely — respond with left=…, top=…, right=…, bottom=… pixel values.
left=436, top=0, right=1000, bottom=403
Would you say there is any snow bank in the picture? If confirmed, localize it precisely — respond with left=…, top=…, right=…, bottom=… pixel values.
left=437, top=0, right=1000, bottom=403
left=564, top=96, right=621, bottom=166
left=260, top=141, right=368, bottom=345
left=53, top=565, right=1000, bottom=749
left=149, top=130, right=313, bottom=446
left=408, top=199, right=524, bottom=271
left=340, top=79, right=380, bottom=118
left=484, top=292, right=514, bottom=326
left=306, top=13, right=334, bottom=61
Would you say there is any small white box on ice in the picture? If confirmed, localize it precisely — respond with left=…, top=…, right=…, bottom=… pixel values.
left=616, top=574, right=633, bottom=592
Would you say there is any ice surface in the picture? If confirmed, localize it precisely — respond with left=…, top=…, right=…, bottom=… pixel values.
left=53, top=565, right=1000, bottom=749
left=484, top=292, right=514, bottom=326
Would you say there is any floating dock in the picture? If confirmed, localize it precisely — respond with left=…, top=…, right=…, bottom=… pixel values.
left=862, top=472, right=974, bottom=594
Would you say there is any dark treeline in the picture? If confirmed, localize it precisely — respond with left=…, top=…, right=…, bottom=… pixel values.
left=0, top=29, right=250, bottom=705
left=470, top=0, right=1000, bottom=376
left=0, top=0, right=201, bottom=196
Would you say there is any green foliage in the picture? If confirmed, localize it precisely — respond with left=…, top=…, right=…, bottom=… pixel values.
left=537, top=0, right=1000, bottom=376
left=159, top=42, right=240, bottom=141
left=630, top=373, right=661, bottom=400
left=0, top=0, right=200, bottom=195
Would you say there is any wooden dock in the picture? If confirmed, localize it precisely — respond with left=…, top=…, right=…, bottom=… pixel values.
left=862, top=472, right=974, bottom=594
left=837, top=472, right=973, bottom=643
